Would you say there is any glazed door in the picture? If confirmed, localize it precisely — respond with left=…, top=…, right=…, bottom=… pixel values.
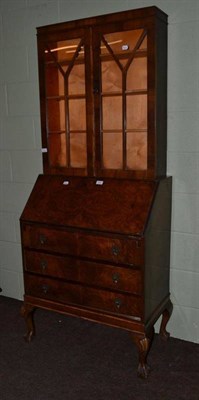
left=38, top=15, right=165, bottom=179
left=93, top=23, right=150, bottom=179
left=38, top=28, right=93, bottom=175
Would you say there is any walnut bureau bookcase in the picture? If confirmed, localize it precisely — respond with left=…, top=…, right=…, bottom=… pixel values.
left=20, top=6, right=173, bottom=379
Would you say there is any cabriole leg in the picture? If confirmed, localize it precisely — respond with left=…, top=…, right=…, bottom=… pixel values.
left=159, top=300, right=173, bottom=341
left=21, top=303, right=36, bottom=342
left=131, top=326, right=154, bottom=379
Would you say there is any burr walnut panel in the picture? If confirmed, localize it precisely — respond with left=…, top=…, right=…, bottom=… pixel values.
left=20, top=175, right=157, bottom=235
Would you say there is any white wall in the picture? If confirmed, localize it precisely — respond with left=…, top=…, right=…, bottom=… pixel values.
left=0, top=0, right=199, bottom=343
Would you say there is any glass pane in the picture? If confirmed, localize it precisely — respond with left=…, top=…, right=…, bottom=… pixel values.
left=44, top=36, right=87, bottom=170
left=127, top=131, right=147, bottom=170
left=68, top=63, right=85, bottom=95
left=45, top=66, right=64, bottom=97
left=101, top=29, right=145, bottom=58
left=45, top=38, right=84, bottom=64
left=101, top=61, right=122, bottom=92
left=102, top=97, right=122, bottom=130
left=70, top=133, right=87, bottom=168
left=103, top=132, right=122, bottom=169
left=47, top=99, right=65, bottom=132
left=126, top=94, right=147, bottom=130
left=100, top=29, right=148, bottom=172
left=127, top=57, right=147, bottom=91
left=48, top=132, right=67, bottom=167
left=69, top=99, right=86, bottom=131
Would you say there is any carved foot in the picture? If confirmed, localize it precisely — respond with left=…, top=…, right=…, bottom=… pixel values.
left=137, top=362, right=151, bottom=379
left=21, top=303, right=36, bottom=342
left=159, top=300, right=173, bottom=341
left=131, top=327, right=154, bottom=379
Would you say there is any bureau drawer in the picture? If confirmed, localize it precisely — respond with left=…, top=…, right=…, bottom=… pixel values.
left=21, top=224, right=143, bottom=265
left=23, top=250, right=143, bottom=295
left=24, top=274, right=143, bottom=318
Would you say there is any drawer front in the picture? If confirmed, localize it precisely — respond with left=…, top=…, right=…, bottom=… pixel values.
left=24, top=274, right=142, bottom=318
left=78, top=233, right=143, bottom=265
left=24, top=250, right=143, bottom=294
left=21, top=224, right=77, bottom=255
left=21, top=224, right=143, bottom=265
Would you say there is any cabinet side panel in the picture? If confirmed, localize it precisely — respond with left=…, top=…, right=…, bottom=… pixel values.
left=156, top=18, right=167, bottom=177
left=144, top=177, right=172, bottom=323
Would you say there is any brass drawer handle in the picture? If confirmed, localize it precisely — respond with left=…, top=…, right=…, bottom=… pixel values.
left=39, top=234, right=47, bottom=245
left=40, top=260, right=47, bottom=271
left=42, top=285, right=49, bottom=294
left=114, top=298, right=122, bottom=309
left=111, top=245, right=120, bottom=256
left=112, top=273, right=120, bottom=284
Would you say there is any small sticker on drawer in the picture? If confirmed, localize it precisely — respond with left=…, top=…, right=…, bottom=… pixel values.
left=63, top=180, right=70, bottom=185
left=96, top=180, right=104, bottom=185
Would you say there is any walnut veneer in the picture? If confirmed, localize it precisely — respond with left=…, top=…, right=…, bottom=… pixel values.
left=20, top=6, right=172, bottom=379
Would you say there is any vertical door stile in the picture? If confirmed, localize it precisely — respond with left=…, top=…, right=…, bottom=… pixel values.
left=99, top=34, right=103, bottom=173
left=146, top=26, right=155, bottom=175
left=86, top=27, right=95, bottom=176
left=64, top=75, right=70, bottom=168
left=92, top=30, right=101, bottom=174
left=122, top=70, right=127, bottom=170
